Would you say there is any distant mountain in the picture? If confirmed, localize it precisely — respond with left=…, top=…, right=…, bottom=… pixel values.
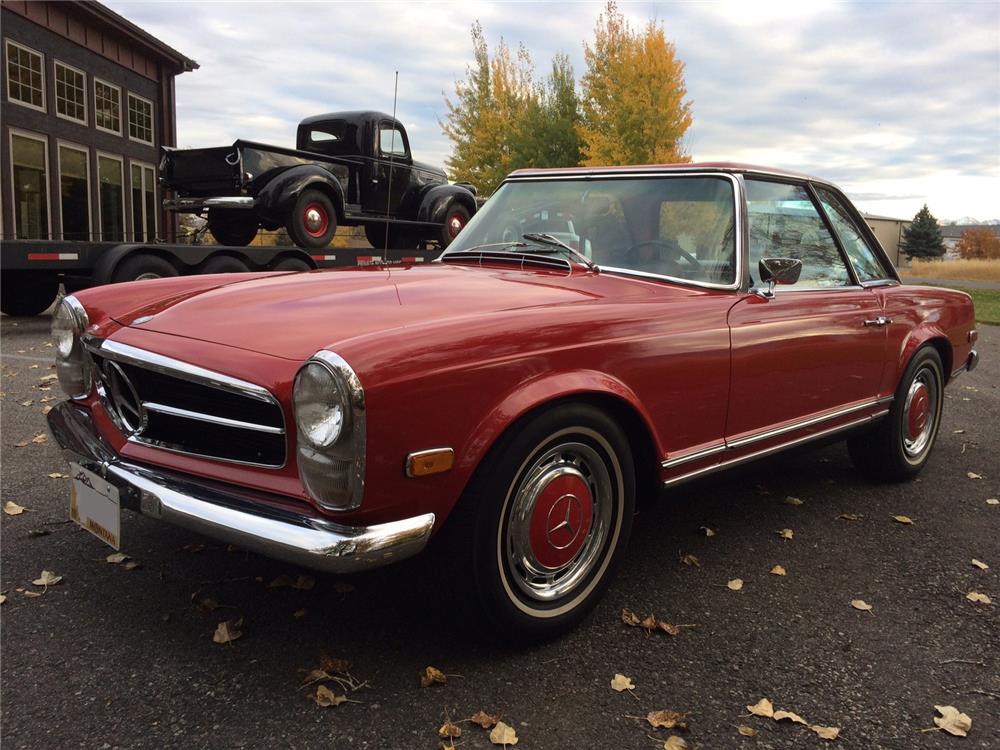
left=942, top=217, right=1000, bottom=226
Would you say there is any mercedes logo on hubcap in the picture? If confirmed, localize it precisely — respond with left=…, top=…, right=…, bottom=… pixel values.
left=545, top=493, right=584, bottom=550
left=103, top=361, right=145, bottom=436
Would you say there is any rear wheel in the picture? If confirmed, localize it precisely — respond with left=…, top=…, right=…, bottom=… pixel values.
left=446, top=403, right=635, bottom=640
left=848, top=346, right=944, bottom=481
left=208, top=209, right=259, bottom=247
left=286, top=189, right=337, bottom=249
left=112, top=254, right=179, bottom=283
left=201, top=255, right=250, bottom=274
left=0, top=273, right=60, bottom=316
left=440, top=204, right=471, bottom=248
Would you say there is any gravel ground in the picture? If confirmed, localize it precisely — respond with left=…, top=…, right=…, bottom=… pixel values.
left=2, top=314, right=997, bottom=749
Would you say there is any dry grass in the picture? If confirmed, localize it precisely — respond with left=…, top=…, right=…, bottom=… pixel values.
left=904, top=259, right=1000, bottom=282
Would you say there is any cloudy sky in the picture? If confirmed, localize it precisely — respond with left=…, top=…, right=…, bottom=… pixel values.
left=110, top=0, right=999, bottom=221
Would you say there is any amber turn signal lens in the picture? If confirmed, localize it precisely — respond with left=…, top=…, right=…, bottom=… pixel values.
left=406, top=448, right=455, bottom=478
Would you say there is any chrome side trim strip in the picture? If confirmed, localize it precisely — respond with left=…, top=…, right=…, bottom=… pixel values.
left=142, top=401, right=285, bottom=435
left=663, top=411, right=888, bottom=487
left=726, top=398, right=891, bottom=449
left=661, top=443, right=727, bottom=469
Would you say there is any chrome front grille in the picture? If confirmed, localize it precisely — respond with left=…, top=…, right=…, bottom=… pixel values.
left=88, top=340, right=286, bottom=467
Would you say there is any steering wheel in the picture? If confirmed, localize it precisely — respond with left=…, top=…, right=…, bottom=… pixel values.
left=624, top=240, right=700, bottom=276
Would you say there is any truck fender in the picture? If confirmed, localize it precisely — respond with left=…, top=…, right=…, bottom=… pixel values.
left=254, top=165, right=346, bottom=225
left=416, top=184, right=477, bottom=225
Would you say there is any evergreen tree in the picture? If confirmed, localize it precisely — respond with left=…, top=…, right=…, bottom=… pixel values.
left=901, top=205, right=946, bottom=260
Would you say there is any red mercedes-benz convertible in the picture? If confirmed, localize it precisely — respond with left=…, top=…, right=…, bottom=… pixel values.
left=48, top=164, right=978, bottom=637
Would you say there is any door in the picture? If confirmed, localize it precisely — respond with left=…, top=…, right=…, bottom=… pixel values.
left=725, top=178, right=887, bottom=448
left=364, top=121, right=412, bottom=215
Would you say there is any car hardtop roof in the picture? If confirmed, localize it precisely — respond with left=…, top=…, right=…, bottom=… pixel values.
left=507, top=162, right=832, bottom=186
left=298, top=111, right=402, bottom=129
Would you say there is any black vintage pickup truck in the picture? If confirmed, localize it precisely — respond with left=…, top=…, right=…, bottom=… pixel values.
left=161, top=111, right=477, bottom=250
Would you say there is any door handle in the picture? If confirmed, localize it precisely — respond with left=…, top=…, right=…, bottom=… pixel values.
left=864, top=316, right=892, bottom=327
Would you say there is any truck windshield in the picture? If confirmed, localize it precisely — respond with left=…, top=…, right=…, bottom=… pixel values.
left=444, top=176, right=737, bottom=286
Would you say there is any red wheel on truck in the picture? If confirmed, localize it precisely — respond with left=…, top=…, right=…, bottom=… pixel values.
left=440, top=204, right=471, bottom=248
left=302, top=202, right=330, bottom=238
left=287, top=189, right=338, bottom=249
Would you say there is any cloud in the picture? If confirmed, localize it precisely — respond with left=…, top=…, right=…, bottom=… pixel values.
left=108, top=0, right=999, bottom=220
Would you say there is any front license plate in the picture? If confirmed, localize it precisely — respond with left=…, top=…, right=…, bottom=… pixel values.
left=69, top=462, right=121, bottom=550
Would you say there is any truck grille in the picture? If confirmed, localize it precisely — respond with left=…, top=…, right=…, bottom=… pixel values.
left=89, top=341, right=286, bottom=467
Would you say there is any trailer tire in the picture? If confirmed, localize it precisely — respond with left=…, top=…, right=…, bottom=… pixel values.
left=287, top=189, right=337, bottom=249
left=271, top=257, right=312, bottom=273
left=1, top=273, right=59, bottom=316
left=201, top=255, right=250, bottom=274
left=365, top=223, right=416, bottom=250
left=208, top=209, right=259, bottom=247
left=113, top=254, right=179, bottom=283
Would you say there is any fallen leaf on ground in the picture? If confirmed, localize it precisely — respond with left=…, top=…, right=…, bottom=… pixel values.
left=770, top=565, right=787, bottom=576
left=933, top=705, right=972, bottom=737
left=987, top=498, right=999, bottom=506
left=291, top=574, right=315, bottom=590
left=892, top=515, right=913, bottom=525
left=952, top=429, right=965, bottom=434
left=663, top=737, right=688, bottom=750
left=727, top=578, right=744, bottom=591
left=777, top=528, right=794, bottom=540
left=622, top=608, right=641, bottom=626
left=106, top=552, right=129, bottom=564
left=314, top=684, right=347, bottom=707
left=471, top=711, right=499, bottom=729
left=31, top=433, right=47, bottom=444
left=737, top=725, right=758, bottom=737
left=610, top=673, right=635, bottom=692
left=32, top=570, right=62, bottom=587
left=190, top=591, right=219, bottom=612
left=966, top=591, right=992, bottom=605
left=3, top=501, right=27, bottom=515
left=0, top=594, right=6, bottom=605
left=680, top=553, right=700, bottom=567
left=811, top=725, right=840, bottom=740
left=439, top=721, right=462, bottom=739
left=47, top=472, right=65, bottom=478
left=699, top=526, right=716, bottom=537
left=124, top=561, right=140, bottom=571
left=38, top=373, right=57, bottom=383
left=773, top=710, right=807, bottom=725
left=13, top=441, right=29, bottom=448
left=319, top=653, right=351, bottom=674
left=20, top=399, right=33, bottom=406
left=784, top=496, right=803, bottom=505
left=658, top=621, right=685, bottom=636
left=971, top=559, right=989, bottom=570
left=23, top=590, right=42, bottom=598
left=41, top=405, right=52, bottom=415
left=646, top=709, right=689, bottom=730
left=212, top=618, right=243, bottom=644
left=420, top=666, right=448, bottom=688
left=293, top=608, right=307, bottom=618
left=303, top=669, right=331, bottom=685
left=851, top=599, right=873, bottom=612
left=747, top=698, right=774, bottom=718
left=489, top=721, right=518, bottom=746
left=967, top=472, right=982, bottom=480
left=837, top=513, right=863, bottom=521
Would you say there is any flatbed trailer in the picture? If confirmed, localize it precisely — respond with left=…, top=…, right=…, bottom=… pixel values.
left=0, top=239, right=437, bottom=316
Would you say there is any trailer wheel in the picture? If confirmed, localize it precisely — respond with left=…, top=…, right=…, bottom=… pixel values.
left=440, top=204, right=471, bottom=248
left=201, top=255, right=250, bottom=274
left=208, top=209, right=259, bottom=247
left=287, top=189, right=337, bottom=249
left=113, top=254, right=179, bottom=283
left=365, top=223, right=416, bottom=250
left=0, top=273, right=59, bottom=316
left=271, top=257, right=312, bottom=273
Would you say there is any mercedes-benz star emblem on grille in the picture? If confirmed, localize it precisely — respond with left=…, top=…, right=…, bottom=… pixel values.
left=103, top=361, right=146, bottom=436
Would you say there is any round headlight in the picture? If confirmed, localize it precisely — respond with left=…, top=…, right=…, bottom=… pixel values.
left=52, top=300, right=78, bottom=358
left=294, top=362, right=347, bottom=448
left=51, top=297, right=92, bottom=399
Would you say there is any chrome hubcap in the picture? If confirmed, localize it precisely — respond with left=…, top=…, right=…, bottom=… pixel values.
left=902, top=367, right=938, bottom=458
left=448, top=214, right=464, bottom=237
left=505, top=441, right=612, bottom=602
left=134, top=272, right=162, bottom=281
left=305, top=208, right=324, bottom=232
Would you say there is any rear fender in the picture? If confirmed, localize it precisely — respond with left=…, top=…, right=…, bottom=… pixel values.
left=255, top=166, right=346, bottom=224
left=416, top=184, right=477, bottom=225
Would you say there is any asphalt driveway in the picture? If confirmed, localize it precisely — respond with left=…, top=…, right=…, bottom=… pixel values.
left=2, top=315, right=997, bottom=749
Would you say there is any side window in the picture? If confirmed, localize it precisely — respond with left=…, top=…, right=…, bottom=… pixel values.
left=378, top=125, right=407, bottom=157
left=814, top=186, right=891, bottom=282
left=745, top=179, right=850, bottom=289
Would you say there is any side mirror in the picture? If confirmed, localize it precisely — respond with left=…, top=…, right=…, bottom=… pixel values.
left=757, top=257, right=802, bottom=298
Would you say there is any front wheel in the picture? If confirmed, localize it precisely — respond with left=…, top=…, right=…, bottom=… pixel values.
left=449, top=403, right=635, bottom=640
left=286, top=189, right=337, bottom=249
left=848, top=346, right=944, bottom=481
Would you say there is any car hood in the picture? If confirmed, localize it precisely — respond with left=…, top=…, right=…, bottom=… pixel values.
left=112, top=263, right=623, bottom=361
left=412, top=159, right=447, bottom=179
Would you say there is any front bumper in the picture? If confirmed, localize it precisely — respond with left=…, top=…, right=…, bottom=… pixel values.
left=46, top=402, right=435, bottom=574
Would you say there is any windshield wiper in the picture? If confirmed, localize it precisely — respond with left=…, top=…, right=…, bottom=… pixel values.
left=442, top=240, right=528, bottom=255
left=521, top=233, right=599, bottom=272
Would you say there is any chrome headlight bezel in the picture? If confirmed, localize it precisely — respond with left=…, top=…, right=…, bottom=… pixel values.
left=52, top=295, right=93, bottom=399
left=293, top=351, right=366, bottom=511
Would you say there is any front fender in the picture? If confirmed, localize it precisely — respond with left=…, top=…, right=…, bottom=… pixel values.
left=254, top=165, right=345, bottom=224
left=416, top=184, right=477, bottom=225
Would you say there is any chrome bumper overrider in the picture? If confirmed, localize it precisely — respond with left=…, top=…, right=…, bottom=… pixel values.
left=46, top=402, right=435, bottom=574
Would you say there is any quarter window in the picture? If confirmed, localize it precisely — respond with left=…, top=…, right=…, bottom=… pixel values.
left=10, top=132, right=49, bottom=238
left=98, top=154, right=124, bottom=241
left=54, top=61, right=86, bottom=123
left=5, top=40, right=45, bottom=110
left=745, top=179, right=850, bottom=289
left=127, top=93, right=154, bottom=144
left=58, top=144, right=90, bottom=240
left=815, top=186, right=891, bottom=282
left=94, top=79, right=121, bottom=134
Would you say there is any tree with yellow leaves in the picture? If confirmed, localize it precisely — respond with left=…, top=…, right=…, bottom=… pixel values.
left=578, top=1, right=692, bottom=167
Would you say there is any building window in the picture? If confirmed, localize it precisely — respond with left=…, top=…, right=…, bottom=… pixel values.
left=54, top=61, right=86, bottom=123
left=58, top=144, right=91, bottom=241
left=130, top=162, right=157, bottom=241
left=98, top=154, right=124, bottom=241
left=94, top=79, right=121, bottom=134
left=5, top=40, right=45, bottom=111
left=127, top=93, right=154, bottom=144
left=9, top=131, right=50, bottom=239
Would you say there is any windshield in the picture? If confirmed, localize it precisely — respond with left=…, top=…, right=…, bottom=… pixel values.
left=445, top=175, right=737, bottom=286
